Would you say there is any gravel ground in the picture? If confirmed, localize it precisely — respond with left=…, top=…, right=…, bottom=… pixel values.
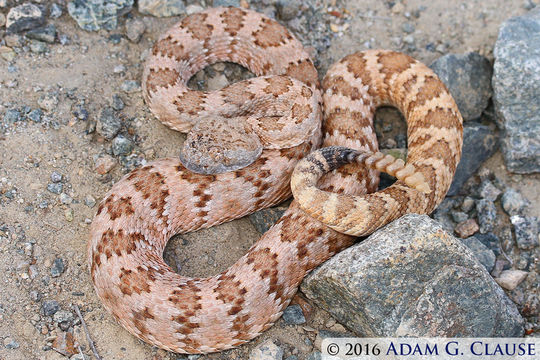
left=0, top=1, right=538, bottom=359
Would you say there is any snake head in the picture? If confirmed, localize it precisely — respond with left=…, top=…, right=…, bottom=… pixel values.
left=179, top=116, right=263, bottom=174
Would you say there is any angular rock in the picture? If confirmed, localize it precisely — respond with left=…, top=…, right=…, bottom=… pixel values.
left=495, top=270, right=528, bottom=291
left=41, top=300, right=60, bottom=316
left=282, top=304, right=306, bottom=325
left=6, top=3, right=45, bottom=33
left=476, top=199, right=497, bottom=234
left=97, top=107, right=121, bottom=139
left=473, top=232, right=502, bottom=257
left=26, top=24, right=57, bottom=43
left=68, top=0, right=133, bottom=31
left=447, top=124, right=498, bottom=196
left=301, top=214, right=524, bottom=337
left=493, top=8, right=540, bottom=173
left=125, top=17, right=145, bottom=42
left=112, top=134, right=133, bottom=156
left=460, top=236, right=496, bottom=272
left=510, top=215, right=539, bottom=250
left=454, top=218, right=479, bottom=238
left=250, top=340, right=284, bottom=360
left=138, top=0, right=186, bottom=17
left=478, top=180, right=501, bottom=201
left=501, top=188, right=528, bottom=215
left=430, top=52, right=493, bottom=121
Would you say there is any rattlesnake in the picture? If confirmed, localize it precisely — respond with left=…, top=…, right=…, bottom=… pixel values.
left=89, top=7, right=463, bottom=354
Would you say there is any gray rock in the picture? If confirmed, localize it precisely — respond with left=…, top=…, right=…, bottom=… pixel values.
left=493, top=8, right=540, bottom=173
left=51, top=258, right=65, bottom=277
left=97, top=107, right=121, bottom=139
left=501, top=188, right=528, bottom=215
left=430, top=52, right=492, bottom=121
left=450, top=210, right=468, bottom=224
left=306, top=353, right=322, bottom=360
left=37, top=92, right=59, bottom=112
left=282, top=304, right=306, bottom=325
left=26, top=24, right=57, bottom=44
left=301, top=214, right=524, bottom=337
left=47, top=183, right=63, bottom=194
left=476, top=199, right=497, bottom=234
left=41, top=300, right=60, bottom=316
left=6, top=3, right=45, bottom=33
left=29, top=40, right=48, bottom=54
left=121, top=80, right=141, bottom=93
left=68, top=0, right=134, bottom=31
left=125, top=17, right=145, bottom=42
left=460, top=236, right=496, bottom=272
left=111, top=94, right=125, bottom=111
left=250, top=340, right=284, bottom=360
left=213, top=0, right=241, bottom=7
left=478, top=180, right=502, bottom=201
left=50, top=171, right=62, bottom=183
left=473, top=232, right=502, bottom=256
left=276, top=0, right=302, bottom=21
left=84, top=194, right=96, bottom=208
left=138, top=0, right=186, bottom=17
left=495, top=270, right=529, bottom=291
left=249, top=205, right=286, bottom=233
left=3, top=109, right=21, bottom=123
left=27, top=108, right=42, bottom=122
left=50, top=3, right=63, bottom=19
left=112, top=134, right=133, bottom=156
left=402, top=22, right=415, bottom=33
left=3, top=337, right=19, bottom=349
left=447, top=124, right=498, bottom=196
left=510, top=215, right=539, bottom=250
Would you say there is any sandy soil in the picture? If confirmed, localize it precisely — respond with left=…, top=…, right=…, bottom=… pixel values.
left=0, top=1, right=538, bottom=359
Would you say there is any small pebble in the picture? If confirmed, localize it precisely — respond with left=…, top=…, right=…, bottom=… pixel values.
left=38, top=93, right=59, bottom=112
left=510, top=215, right=539, bottom=250
left=282, top=304, right=306, bottom=325
left=478, top=180, right=501, bottom=201
left=461, top=196, right=475, bottom=212
left=249, top=339, right=284, bottom=360
left=51, top=258, right=65, bottom=277
left=460, top=237, right=496, bottom=272
left=0, top=13, right=6, bottom=27
left=50, top=171, right=63, bottom=183
left=495, top=270, right=528, bottom=291
left=121, top=80, right=141, bottom=93
left=112, top=94, right=125, bottom=110
left=207, top=74, right=229, bottom=91
left=26, top=24, right=57, bottom=44
left=476, top=199, right=497, bottom=234
left=30, top=40, right=48, bottom=54
left=27, top=108, right=43, bottom=122
left=125, top=18, right=146, bottom=43
left=84, top=194, right=96, bottom=208
left=0, top=46, right=16, bottom=61
left=3, top=337, right=19, bottom=349
left=112, top=134, right=134, bottom=156
left=402, top=22, right=415, bottom=33
left=450, top=210, right=468, bottom=224
left=454, top=218, right=479, bottom=238
left=186, top=4, right=204, bottom=15
left=97, top=107, right=121, bottom=140
left=94, top=155, right=117, bottom=175
left=41, top=300, right=60, bottom=316
left=47, top=183, right=63, bottom=195
left=3, top=109, right=21, bottom=123
left=213, top=0, right=241, bottom=7
left=113, top=64, right=126, bottom=74
left=60, top=193, right=72, bottom=205
left=501, top=188, right=528, bottom=215
left=65, top=208, right=74, bottom=222
left=50, top=3, right=63, bottom=18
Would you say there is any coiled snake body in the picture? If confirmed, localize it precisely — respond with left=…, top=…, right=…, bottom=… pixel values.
left=89, top=7, right=463, bottom=354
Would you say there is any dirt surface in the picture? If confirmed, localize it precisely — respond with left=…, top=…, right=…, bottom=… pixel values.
left=0, top=1, right=538, bottom=359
